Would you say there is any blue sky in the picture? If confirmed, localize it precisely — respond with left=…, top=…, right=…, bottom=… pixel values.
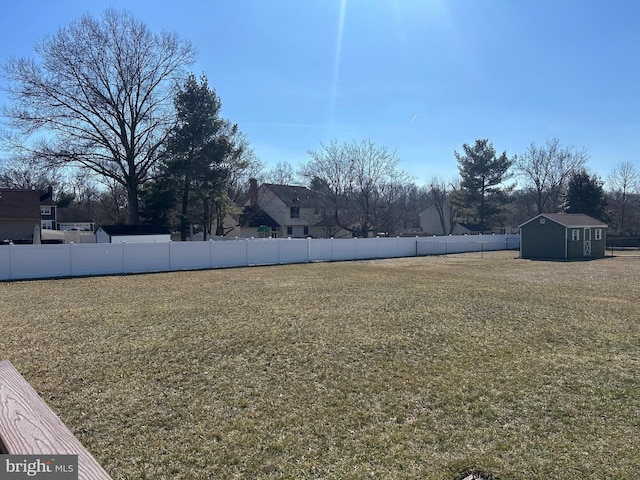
left=1, top=0, right=639, bottom=186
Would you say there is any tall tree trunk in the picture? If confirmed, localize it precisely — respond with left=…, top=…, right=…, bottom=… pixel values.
left=127, top=180, right=139, bottom=224
left=180, top=175, right=190, bottom=241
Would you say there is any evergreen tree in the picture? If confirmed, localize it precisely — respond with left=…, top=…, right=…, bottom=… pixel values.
left=564, top=170, right=608, bottom=221
left=452, top=139, right=514, bottom=232
left=160, top=74, right=246, bottom=240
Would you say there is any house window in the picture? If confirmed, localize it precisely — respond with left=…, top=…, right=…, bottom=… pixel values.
left=594, top=229, right=602, bottom=240
left=290, top=206, right=300, bottom=219
left=287, top=226, right=293, bottom=236
left=572, top=229, right=580, bottom=241
left=41, top=220, right=53, bottom=230
left=41, top=206, right=51, bottom=215
left=303, top=226, right=309, bottom=236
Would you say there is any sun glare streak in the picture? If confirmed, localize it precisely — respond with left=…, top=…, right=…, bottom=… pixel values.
left=328, top=0, right=347, bottom=133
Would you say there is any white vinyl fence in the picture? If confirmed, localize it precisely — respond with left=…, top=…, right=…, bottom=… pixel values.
left=0, top=234, right=519, bottom=281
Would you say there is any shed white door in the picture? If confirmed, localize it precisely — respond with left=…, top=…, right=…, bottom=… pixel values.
left=584, top=228, right=591, bottom=256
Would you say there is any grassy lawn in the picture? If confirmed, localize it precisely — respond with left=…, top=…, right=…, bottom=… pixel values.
left=1, top=251, right=639, bottom=479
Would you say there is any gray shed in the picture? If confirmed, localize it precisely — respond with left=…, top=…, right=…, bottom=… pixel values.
left=519, top=213, right=607, bottom=259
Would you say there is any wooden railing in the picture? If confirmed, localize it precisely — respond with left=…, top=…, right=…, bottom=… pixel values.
left=0, top=360, right=112, bottom=479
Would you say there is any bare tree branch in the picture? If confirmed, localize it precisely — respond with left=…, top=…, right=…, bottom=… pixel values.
left=2, top=8, right=195, bottom=223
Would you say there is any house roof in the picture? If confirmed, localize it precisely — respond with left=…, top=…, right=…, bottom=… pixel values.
left=238, top=206, right=280, bottom=228
left=39, top=188, right=55, bottom=206
left=57, top=208, right=95, bottom=223
left=98, top=224, right=171, bottom=236
left=0, top=189, right=41, bottom=220
left=263, top=183, right=325, bottom=208
left=456, top=222, right=483, bottom=232
left=519, top=213, right=608, bottom=229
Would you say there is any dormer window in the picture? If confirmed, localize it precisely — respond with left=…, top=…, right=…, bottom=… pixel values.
left=41, top=206, right=51, bottom=215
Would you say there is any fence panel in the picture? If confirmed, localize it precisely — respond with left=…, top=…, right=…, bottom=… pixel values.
left=123, top=243, right=171, bottom=274
left=354, top=238, right=380, bottom=259
left=246, top=239, right=279, bottom=266
left=0, top=248, right=10, bottom=281
left=9, top=245, right=72, bottom=280
left=308, top=238, right=333, bottom=261
left=330, top=238, right=357, bottom=261
left=211, top=240, right=248, bottom=268
left=378, top=237, right=418, bottom=258
left=278, top=238, right=309, bottom=264
left=71, top=244, right=125, bottom=276
left=169, top=241, right=212, bottom=271
left=416, top=239, right=449, bottom=255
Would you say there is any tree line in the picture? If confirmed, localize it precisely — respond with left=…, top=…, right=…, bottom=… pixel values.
left=1, top=9, right=638, bottom=238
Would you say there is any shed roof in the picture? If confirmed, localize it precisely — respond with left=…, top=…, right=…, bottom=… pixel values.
left=98, top=224, right=171, bottom=236
left=0, top=189, right=41, bottom=220
left=519, top=213, right=607, bottom=229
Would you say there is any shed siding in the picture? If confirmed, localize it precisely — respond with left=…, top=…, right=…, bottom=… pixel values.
left=592, top=229, right=606, bottom=256
left=567, top=230, right=584, bottom=258
left=521, top=219, right=566, bottom=259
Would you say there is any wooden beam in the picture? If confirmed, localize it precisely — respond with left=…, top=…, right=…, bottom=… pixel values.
left=0, top=360, right=112, bottom=480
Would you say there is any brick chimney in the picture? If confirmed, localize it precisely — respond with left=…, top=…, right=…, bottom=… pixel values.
left=249, top=178, right=258, bottom=208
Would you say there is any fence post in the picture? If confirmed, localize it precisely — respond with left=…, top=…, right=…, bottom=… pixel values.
left=8, top=243, right=13, bottom=281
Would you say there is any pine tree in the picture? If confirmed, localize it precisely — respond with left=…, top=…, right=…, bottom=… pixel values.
left=163, top=74, right=244, bottom=240
left=452, top=139, right=514, bottom=232
left=564, top=170, right=608, bottom=221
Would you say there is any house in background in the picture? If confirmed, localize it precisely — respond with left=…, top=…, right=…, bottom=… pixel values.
left=96, top=224, right=171, bottom=243
left=419, top=205, right=483, bottom=236
left=235, top=179, right=329, bottom=238
left=0, top=189, right=41, bottom=243
left=519, top=213, right=607, bottom=260
left=38, top=187, right=95, bottom=232
left=54, top=208, right=96, bottom=232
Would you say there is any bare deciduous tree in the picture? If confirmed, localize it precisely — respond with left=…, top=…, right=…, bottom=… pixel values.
left=264, top=161, right=299, bottom=185
left=0, top=154, right=64, bottom=191
left=428, top=176, right=460, bottom=235
left=515, top=138, right=587, bottom=214
left=606, top=162, right=640, bottom=234
left=302, top=139, right=411, bottom=237
left=2, top=9, right=195, bottom=223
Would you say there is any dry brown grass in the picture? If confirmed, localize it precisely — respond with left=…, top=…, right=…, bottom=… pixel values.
left=1, top=251, right=639, bottom=479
